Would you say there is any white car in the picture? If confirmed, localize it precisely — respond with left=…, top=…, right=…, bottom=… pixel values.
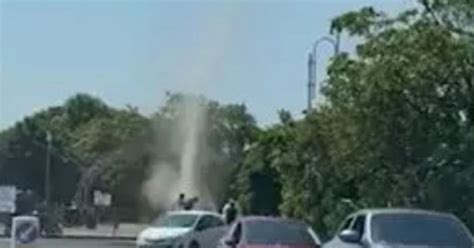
left=136, top=210, right=228, bottom=248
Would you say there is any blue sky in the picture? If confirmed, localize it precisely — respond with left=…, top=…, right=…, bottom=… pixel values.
left=0, top=0, right=416, bottom=129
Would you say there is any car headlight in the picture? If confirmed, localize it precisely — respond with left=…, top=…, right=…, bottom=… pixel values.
left=141, top=236, right=181, bottom=246
left=162, top=237, right=180, bottom=245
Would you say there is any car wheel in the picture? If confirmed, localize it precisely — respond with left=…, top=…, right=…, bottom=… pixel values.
left=189, top=240, right=200, bottom=248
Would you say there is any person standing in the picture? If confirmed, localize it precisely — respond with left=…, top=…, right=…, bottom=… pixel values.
left=222, top=199, right=239, bottom=225
left=112, top=208, right=120, bottom=237
left=173, top=193, right=186, bottom=210
left=183, top=196, right=199, bottom=210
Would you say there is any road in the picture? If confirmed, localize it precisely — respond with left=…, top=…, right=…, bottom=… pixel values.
left=0, top=238, right=135, bottom=248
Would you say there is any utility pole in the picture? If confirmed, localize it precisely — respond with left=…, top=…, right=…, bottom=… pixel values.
left=45, top=131, right=52, bottom=210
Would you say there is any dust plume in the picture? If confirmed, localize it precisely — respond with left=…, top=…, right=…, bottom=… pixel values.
left=143, top=6, right=240, bottom=212
left=143, top=97, right=210, bottom=211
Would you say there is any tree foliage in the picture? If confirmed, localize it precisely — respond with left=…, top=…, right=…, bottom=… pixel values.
left=0, top=93, right=258, bottom=220
left=235, top=0, right=474, bottom=236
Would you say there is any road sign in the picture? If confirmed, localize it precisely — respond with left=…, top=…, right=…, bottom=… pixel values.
left=0, top=186, right=16, bottom=213
left=11, top=216, right=40, bottom=248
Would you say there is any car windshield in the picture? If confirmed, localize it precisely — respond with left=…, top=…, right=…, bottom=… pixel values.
left=246, top=220, right=316, bottom=245
left=371, top=213, right=473, bottom=247
left=152, top=214, right=198, bottom=228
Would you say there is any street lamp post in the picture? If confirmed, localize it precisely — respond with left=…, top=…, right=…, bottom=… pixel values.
left=307, top=34, right=340, bottom=111
left=307, top=53, right=316, bottom=112
left=45, top=131, right=52, bottom=209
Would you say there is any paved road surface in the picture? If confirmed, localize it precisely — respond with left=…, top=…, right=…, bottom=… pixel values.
left=0, top=238, right=135, bottom=248
left=1, top=223, right=144, bottom=239
left=63, top=223, right=145, bottom=238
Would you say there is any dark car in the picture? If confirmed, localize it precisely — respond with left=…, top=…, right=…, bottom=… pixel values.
left=323, top=208, right=474, bottom=248
left=218, top=216, right=321, bottom=248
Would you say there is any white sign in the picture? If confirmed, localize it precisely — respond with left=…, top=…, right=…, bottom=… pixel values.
left=11, top=216, right=40, bottom=248
left=93, top=191, right=111, bottom=207
left=0, top=186, right=16, bottom=213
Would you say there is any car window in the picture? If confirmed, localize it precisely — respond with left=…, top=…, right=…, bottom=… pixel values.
left=196, top=215, right=214, bottom=230
left=348, top=215, right=366, bottom=242
left=245, top=220, right=317, bottom=245
left=153, top=214, right=199, bottom=228
left=339, top=217, right=354, bottom=232
left=351, top=215, right=365, bottom=235
left=197, top=215, right=224, bottom=230
left=209, top=215, right=224, bottom=228
left=371, top=213, right=473, bottom=247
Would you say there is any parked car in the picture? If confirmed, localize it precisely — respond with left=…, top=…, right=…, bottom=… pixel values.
left=136, top=210, right=227, bottom=248
left=323, top=208, right=474, bottom=248
left=218, top=216, right=321, bottom=248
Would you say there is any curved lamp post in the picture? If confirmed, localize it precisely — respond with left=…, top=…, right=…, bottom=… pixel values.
left=306, top=34, right=340, bottom=111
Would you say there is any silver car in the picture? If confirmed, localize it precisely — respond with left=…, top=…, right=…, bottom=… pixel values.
left=323, top=208, right=473, bottom=248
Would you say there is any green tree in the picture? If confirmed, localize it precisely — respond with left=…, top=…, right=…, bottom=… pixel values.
left=321, top=0, right=474, bottom=231
left=240, top=0, right=474, bottom=236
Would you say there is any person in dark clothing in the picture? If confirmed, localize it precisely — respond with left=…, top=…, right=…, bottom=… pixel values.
left=112, top=208, right=120, bottom=236
left=173, top=193, right=186, bottom=210
left=222, top=199, right=239, bottom=225
left=183, top=196, right=199, bottom=210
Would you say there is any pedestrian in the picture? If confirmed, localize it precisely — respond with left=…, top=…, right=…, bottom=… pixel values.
left=222, top=199, right=239, bottom=225
left=183, top=196, right=199, bottom=210
left=173, top=193, right=186, bottom=210
left=112, top=208, right=120, bottom=237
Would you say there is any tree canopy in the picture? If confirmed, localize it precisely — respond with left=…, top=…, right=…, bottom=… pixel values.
left=235, top=0, right=474, bottom=235
left=0, top=93, right=258, bottom=220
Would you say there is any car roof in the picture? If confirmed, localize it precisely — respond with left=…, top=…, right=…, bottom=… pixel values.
left=167, top=210, right=222, bottom=218
left=240, top=216, right=307, bottom=225
left=240, top=215, right=284, bottom=221
left=353, top=208, right=454, bottom=218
